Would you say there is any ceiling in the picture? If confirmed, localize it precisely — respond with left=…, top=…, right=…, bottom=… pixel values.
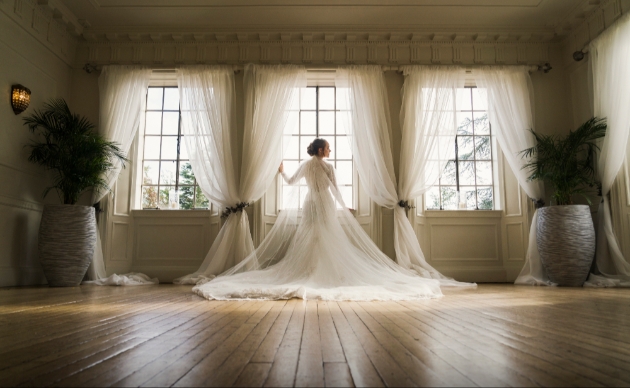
left=59, top=0, right=600, bottom=41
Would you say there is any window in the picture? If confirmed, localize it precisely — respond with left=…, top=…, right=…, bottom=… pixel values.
left=141, top=86, right=208, bottom=210
left=426, top=87, right=494, bottom=210
left=282, top=86, right=353, bottom=209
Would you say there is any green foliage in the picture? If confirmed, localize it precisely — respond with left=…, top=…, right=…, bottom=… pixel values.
left=520, top=117, right=607, bottom=206
left=23, top=99, right=128, bottom=205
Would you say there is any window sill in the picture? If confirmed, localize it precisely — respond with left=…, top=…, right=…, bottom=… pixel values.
left=132, top=209, right=213, bottom=218
left=423, top=210, right=503, bottom=218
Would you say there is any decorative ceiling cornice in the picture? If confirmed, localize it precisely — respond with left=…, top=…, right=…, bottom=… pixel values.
left=0, top=0, right=79, bottom=66
left=77, top=38, right=551, bottom=67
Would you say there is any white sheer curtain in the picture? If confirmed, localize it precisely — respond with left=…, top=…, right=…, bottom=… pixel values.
left=336, top=66, right=470, bottom=285
left=474, top=67, right=549, bottom=286
left=398, top=66, right=467, bottom=278
left=175, top=64, right=305, bottom=284
left=585, top=12, right=630, bottom=287
left=85, top=65, right=156, bottom=285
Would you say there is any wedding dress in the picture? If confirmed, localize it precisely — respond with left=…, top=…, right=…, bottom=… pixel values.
left=193, top=156, right=452, bottom=301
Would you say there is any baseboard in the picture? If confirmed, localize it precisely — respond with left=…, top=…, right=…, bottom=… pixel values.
left=0, top=266, right=47, bottom=287
left=435, top=266, right=509, bottom=283
left=130, top=265, right=200, bottom=284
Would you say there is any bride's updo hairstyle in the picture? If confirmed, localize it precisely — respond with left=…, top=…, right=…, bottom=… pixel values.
left=307, top=138, right=327, bottom=156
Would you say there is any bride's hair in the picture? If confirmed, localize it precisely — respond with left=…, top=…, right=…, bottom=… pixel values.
left=307, top=138, right=327, bottom=156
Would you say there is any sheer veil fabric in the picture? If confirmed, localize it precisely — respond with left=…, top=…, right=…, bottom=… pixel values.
left=193, top=65, right=475, bottom=300
left=585, top=12, right=630, bottom=287
left=174, top=64, right=306, bottom=284
left=474, top=67, right=549, bottom=286
left=193, top=155, right=444, bottom=301
left=85, top=65, right=157, bottom=286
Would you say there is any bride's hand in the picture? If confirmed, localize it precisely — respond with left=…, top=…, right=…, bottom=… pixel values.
left=278, top=162, right=284, bottom=173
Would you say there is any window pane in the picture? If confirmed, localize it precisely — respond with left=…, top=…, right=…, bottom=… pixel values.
left=162, top=112, right=179, bottom=135
left=458, top=161, right=476, bottom=185
left=457, top=88, right=472, bottom=111
left=327, top=139, right=336, bottom=160
left=195, top=187, right=209, bottom=208
left=477, top=187, right=493, bottom=209
left=301, top=88, right=316, bottom=110
left=179, top=136, right=189, bottom=160
left=472, top=88, right=488, bottom=111
left=440, top=161, right=457, bottom=185
left=284, top=136, right=299, bottom=159
left=160, top=161, right=177, bottom=185
left=339, top=186, right=352, bottom=208
left=318, top=111, right=335, bottom=135
left=143, top=161, right=159, bottom=185
left=475, top=136, right=491, bottom=159
left=319, top=87, right=335, bottom=110
left=163, top=88, right=179, bottom=110
left=158, top=186, right=173, bottom=209
left=476, top=161, right=493, bottom=185
left=460, top=187, right=476, bottom=210
left=336, top=88, right=350, bottom=110
left=178, top=186, right=195, bottom=210
left=142, top=186, right=159, bottom=208
left=144, top=136, right=161, bottom=159
left=286, top=110, right=299, bottom=135
left=441, top=187, right=458, bottom=210
left=473, top=112, right=489, bottom=134
left=301, top=111, right=316, bottom=135
left=161, top=136, right=178, bottom=160
left=145, top=112, right=162, bottom=135
left=336, top=111, right=350, bottom=135
left=426, top=186, right=441, bottom=210
left=336, top=161, right=353, bottom=185
left=336, top=136, right=352, bottom=159
left=457, top=136, right=474, bottom=160
left=457, top=112, right=473, bottom=135
left=300, top=136, right=314, bottom=160
left=283, top=160, right=300, bottom=178
left=179, top=162, right=195, bottom=185
left=147, top=88, right=163, bottom=110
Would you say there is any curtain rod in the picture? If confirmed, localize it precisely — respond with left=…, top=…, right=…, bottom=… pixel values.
left=150, top=64, right=542, bottom=73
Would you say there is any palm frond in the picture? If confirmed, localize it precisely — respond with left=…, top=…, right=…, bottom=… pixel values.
left=22, top=98, right=129, bottom=205
left=520, top=117, right=606, bottom=206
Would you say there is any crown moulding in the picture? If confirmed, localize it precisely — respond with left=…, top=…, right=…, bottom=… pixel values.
left=1, top=0, right=79, bottom=66
left=79, top=31, right=561, bottom=44
left=77, top=40, right=550, bottom=67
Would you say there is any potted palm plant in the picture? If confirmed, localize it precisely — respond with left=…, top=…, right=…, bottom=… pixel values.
left=24, top=99, right=127, bottom=286
left=521, top=117, right=607, bottom=286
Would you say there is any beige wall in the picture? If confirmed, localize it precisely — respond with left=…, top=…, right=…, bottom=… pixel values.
left=0, top=4, right=75, bottom=286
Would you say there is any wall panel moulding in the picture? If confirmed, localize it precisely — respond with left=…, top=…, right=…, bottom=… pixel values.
left=0, top=0, right=78, bottom=65
left=76, top=36, right=553, bottom=67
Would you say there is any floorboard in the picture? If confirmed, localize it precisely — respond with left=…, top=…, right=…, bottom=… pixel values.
left=0, top=284, right=629, bottom=387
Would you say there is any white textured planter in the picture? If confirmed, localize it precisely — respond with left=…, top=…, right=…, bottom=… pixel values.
left=38, top=204, right=96, bottom=287
left=537, top=205, right=595, bottom=287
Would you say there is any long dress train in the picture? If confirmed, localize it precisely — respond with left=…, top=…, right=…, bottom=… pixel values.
left=194, top=156, right=468, bottom=301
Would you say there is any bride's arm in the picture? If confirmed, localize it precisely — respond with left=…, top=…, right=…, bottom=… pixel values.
left=279, top=162, right=305, bottom=185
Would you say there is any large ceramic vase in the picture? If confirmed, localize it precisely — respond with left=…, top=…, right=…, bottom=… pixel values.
left=536, top=205, right=595, bottom=287
left=38, top=204, right=96, bottom=287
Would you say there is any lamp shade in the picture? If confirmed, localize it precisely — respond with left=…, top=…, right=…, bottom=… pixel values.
left=11, top=84, right=31, bottom=115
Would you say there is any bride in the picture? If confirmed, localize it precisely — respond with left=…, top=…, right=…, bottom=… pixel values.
left=192, top=138, right=467, bottom=301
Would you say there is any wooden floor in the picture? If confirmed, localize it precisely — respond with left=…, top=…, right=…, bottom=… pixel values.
left=0, top=285, right=629, bottom=387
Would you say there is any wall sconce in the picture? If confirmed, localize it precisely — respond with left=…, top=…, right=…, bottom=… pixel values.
left=11, top=84, right=31, bottom=115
